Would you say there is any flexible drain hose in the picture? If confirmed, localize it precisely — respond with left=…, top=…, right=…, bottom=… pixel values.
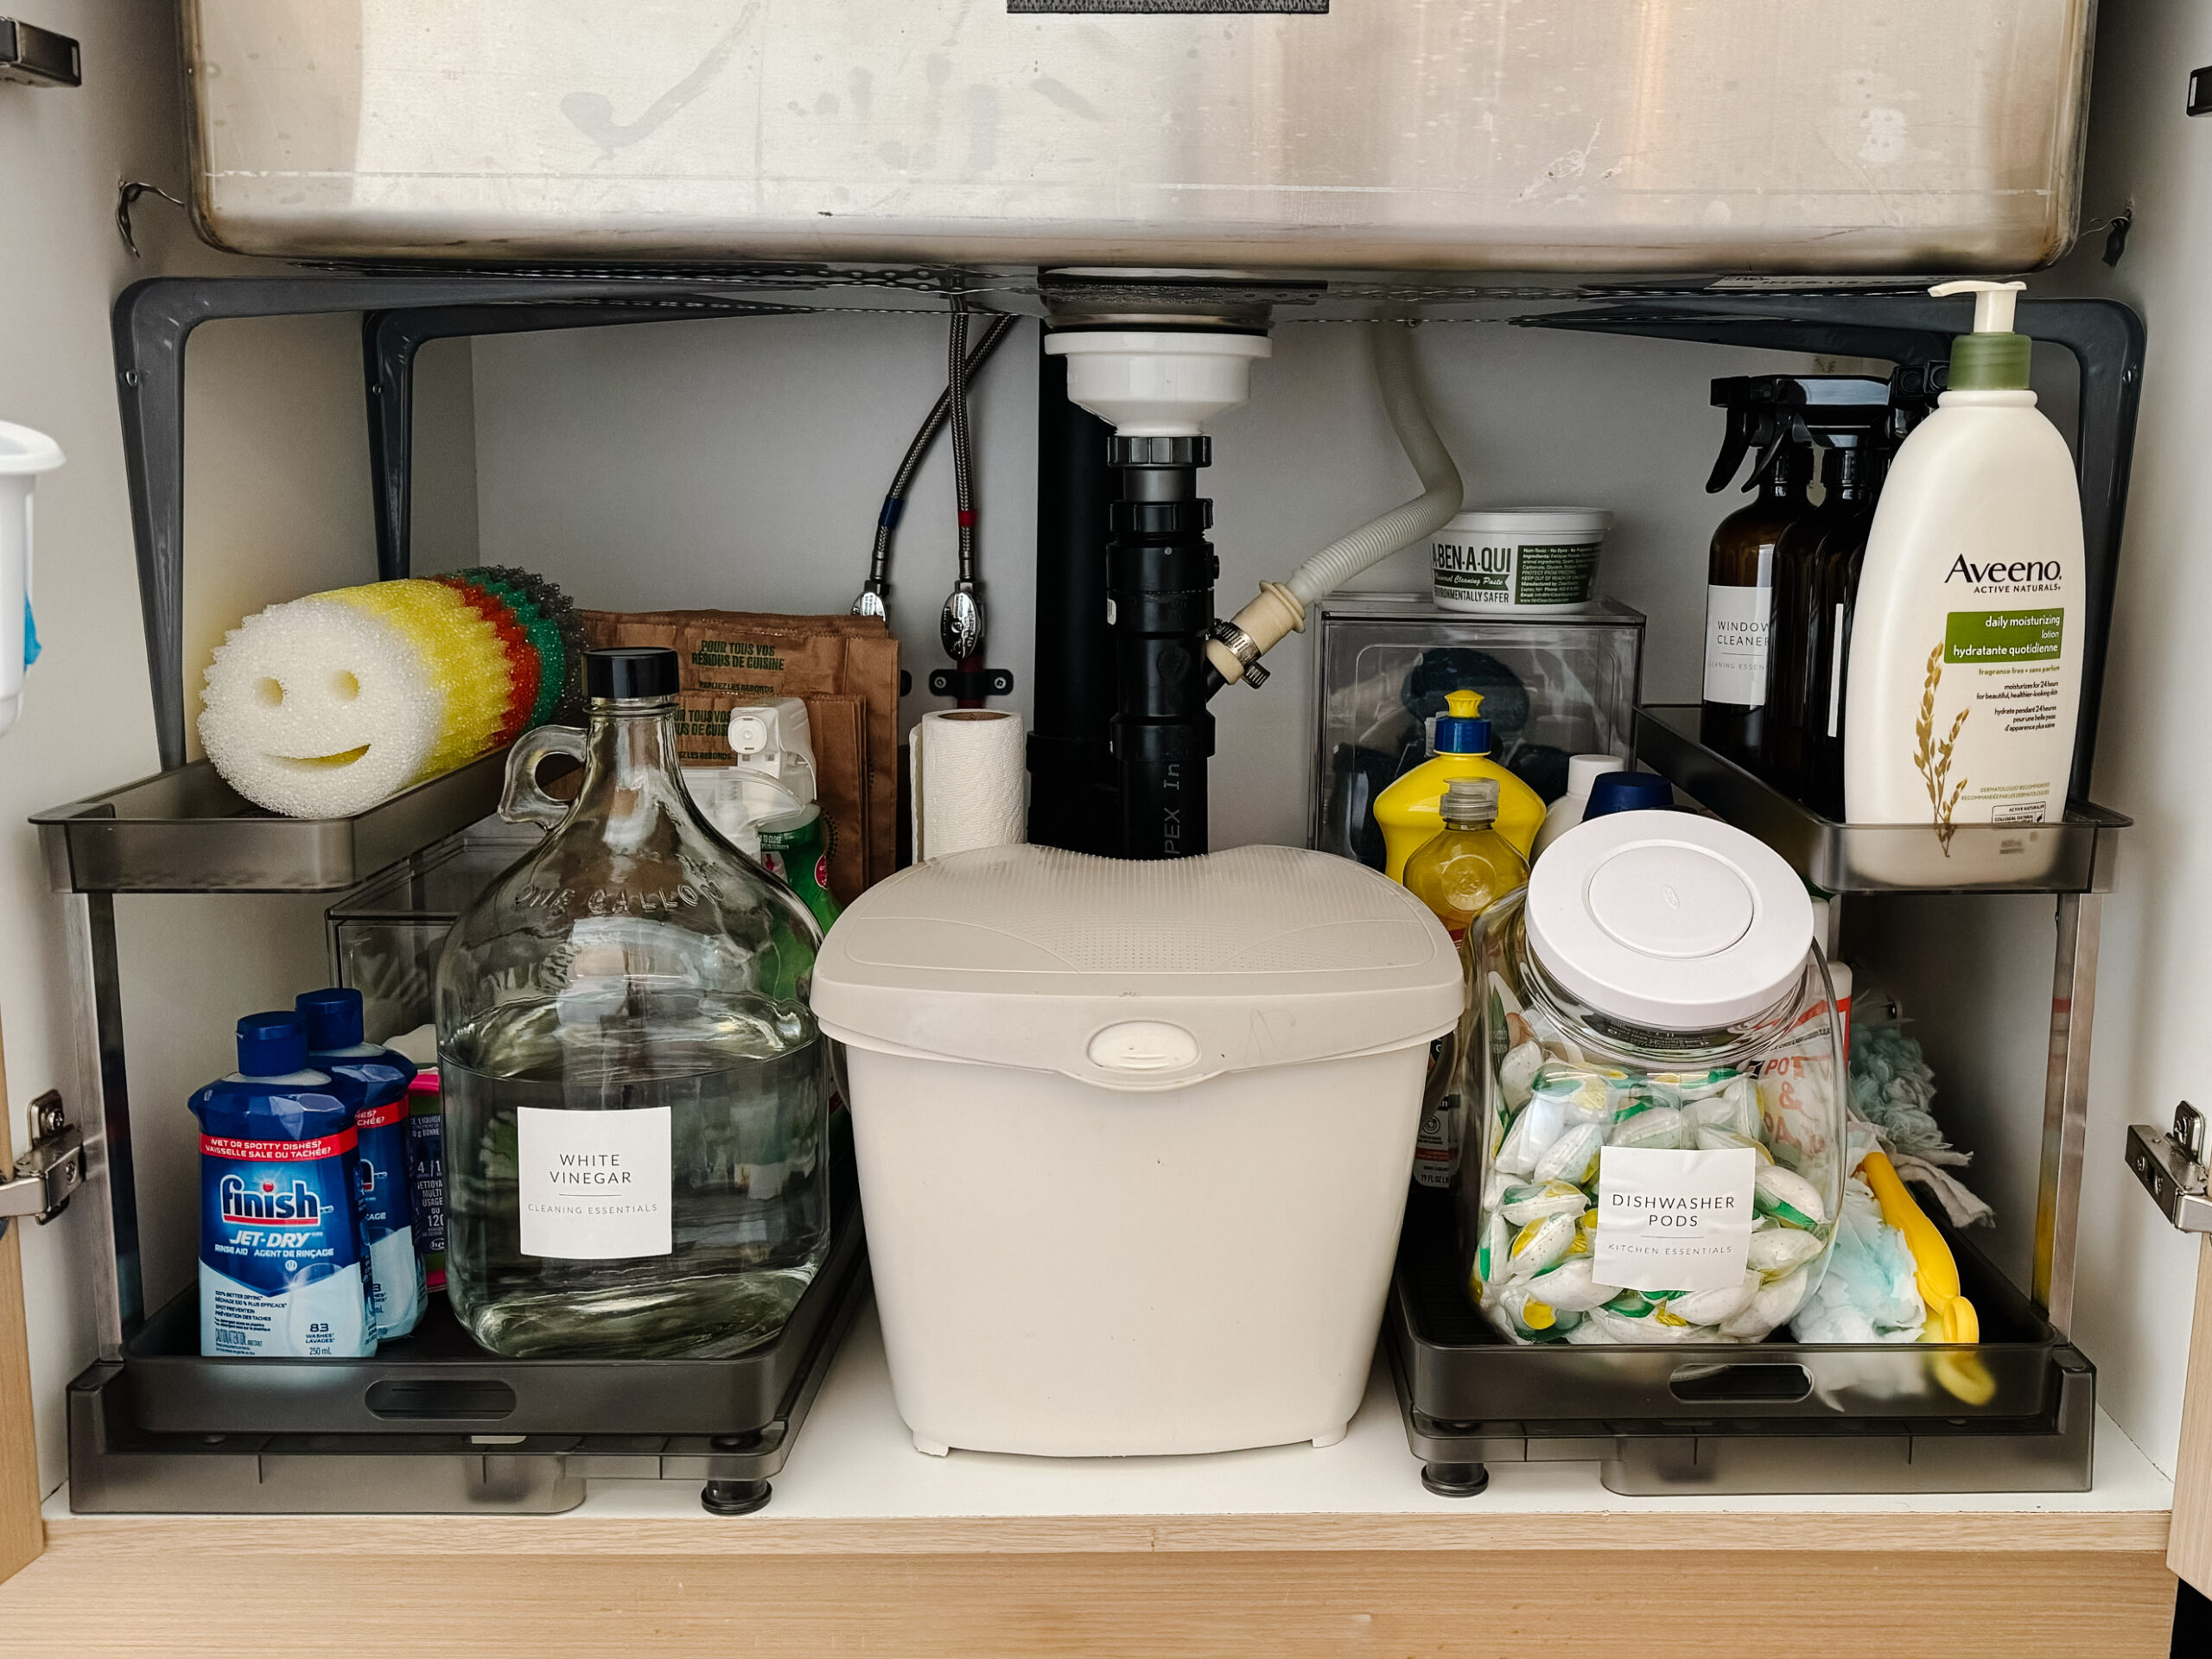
left=1205, top=322, right=1462, bottom=685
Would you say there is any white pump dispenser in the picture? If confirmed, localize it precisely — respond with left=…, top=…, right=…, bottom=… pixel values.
left=1931, top=277, right=2023, bottom=334
left=1841, top=280, right=2083, bottom=877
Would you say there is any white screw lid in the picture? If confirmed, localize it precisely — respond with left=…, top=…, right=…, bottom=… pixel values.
left=1564, top=753, right=1626, bottom=799
left=1440, top=776, right=1499, bottom=823
left=1445, top=507, right=1612, bottom=536
left=1526, top=812, right=1812, bottom=1029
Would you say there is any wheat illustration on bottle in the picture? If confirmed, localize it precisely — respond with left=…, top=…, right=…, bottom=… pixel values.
left=1844, top=282, right=2083, bottom=882
left=1912, top=644, right=1968, bottom=855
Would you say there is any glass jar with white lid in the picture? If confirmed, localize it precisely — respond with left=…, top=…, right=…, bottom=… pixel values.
left=1459, top=810, right=1846, bottom=1345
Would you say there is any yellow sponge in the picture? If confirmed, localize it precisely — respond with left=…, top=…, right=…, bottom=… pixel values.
left=324, top=580, right=513, bottom=776
left=200, top=576, right=535, bottom=819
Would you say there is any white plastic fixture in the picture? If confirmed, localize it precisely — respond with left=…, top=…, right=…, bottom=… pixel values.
left=811, top=841, right=1462, bottom=1459
left=725, top=696, right=814, bottom=788
left=1527, top=810, right=1814, bottom=1030
left=1042, top=331, right=1270, bottom=437
left=681, top=696, right=817, bottom=857
left=0, top=422, right=63, bottom=739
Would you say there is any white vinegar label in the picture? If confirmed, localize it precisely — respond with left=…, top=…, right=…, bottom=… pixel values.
left=1592, top=1145, right=1756, bottom=1291
left=518, top=1105, right=672, bottom=1261
left=1702, top=581, right=1773, bottom=707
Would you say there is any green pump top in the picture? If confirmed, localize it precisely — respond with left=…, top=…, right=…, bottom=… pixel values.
left=1933, top=279, right=2031, bottom=392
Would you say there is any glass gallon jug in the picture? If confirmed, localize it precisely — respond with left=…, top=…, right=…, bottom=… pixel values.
left=1462, top=811, right=1845, bottom=1346
left=437, top=647, right=830, bottom=1358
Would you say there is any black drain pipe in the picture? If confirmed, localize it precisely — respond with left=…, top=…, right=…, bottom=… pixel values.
left=1107, top=435, right=1217, bottom=859
left=1027, top=346, right=1122, bottom=855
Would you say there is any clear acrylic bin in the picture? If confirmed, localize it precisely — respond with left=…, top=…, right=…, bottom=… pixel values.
left=325, top=817, right=543, bottom=1041
left=1312, top=594, right=1644, bottom=869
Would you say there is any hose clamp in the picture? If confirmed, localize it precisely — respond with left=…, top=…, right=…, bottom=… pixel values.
left=1205, top=618, right=1268, bottom=689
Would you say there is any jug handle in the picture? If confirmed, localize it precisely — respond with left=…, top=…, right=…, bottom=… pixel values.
left=501, top=726, right=588, bottom=827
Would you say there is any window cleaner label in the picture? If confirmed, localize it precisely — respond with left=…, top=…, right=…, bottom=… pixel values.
left=1592, top=1145, right=1757, bottom=1291
left=518, top=1105, right=672, bottom=1260
left=1701, top=551, right=1775, bottom=707
left=198, top=1128, right=372, bottom=1357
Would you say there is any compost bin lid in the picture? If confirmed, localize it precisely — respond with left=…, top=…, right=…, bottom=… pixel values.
left=812, top=843, right=1463, bottom=1090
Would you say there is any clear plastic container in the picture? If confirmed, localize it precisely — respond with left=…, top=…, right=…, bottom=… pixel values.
left=1311, top=594, right=1643, bottom=870
left=1459, top=811, right=1847, bottom=1346
left=327, top=817, right=545, bottom=1042
left=436, top=647, right=830, bottom=1360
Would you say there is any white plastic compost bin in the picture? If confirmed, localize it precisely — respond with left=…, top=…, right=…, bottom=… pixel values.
left=813, top=842, right=1463, bottom=1459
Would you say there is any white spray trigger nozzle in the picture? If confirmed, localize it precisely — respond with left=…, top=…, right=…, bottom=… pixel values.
left=1929, top=279, right=2026, bottom=334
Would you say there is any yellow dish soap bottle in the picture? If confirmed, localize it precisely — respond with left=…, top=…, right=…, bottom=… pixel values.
left=1402, top=778, right=1529, bottom=1192
left=1402, top=779, right=1529, bottom=941
left=1374, top=690, right=1545, bottom=880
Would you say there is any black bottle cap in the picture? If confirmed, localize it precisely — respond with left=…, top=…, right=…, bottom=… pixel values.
left=588, top=646, right=680, bottom=700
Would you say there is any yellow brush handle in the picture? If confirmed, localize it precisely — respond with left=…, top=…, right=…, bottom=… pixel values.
left=1863, top=1151, right=1989, bottom=1404
left=1862, top=1150, right=1961, bottom=1308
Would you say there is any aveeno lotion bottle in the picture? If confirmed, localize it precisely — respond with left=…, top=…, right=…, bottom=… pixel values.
left=1843, top=281, right=2083, bottom=868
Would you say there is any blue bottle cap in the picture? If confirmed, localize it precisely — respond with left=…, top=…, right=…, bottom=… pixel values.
left=236, top=1012, right=308, bottom=1077
left=1431, top=688, right=1492, bottom=755
left=1582, top=771, right=1675, bottom=821
left=296, top=987, right=365, bottom=1052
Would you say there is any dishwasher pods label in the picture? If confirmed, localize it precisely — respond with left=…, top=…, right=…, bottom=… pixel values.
left=1592, top=1145, right=1756, bottom=1291
left=517, top=1104, right=672, bottom=1260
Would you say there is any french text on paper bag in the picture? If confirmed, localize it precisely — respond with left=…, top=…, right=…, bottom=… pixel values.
left=1592, top=1145, right=1757, bottom=1292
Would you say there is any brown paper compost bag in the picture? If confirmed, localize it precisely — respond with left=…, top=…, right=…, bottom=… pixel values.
left=582, top=610, right=898, bottom=891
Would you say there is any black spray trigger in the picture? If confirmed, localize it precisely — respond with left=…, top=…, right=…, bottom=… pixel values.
left=1744, top=426, right=1789, bottom=493
left=1705, top=404, right=1752, bottom=494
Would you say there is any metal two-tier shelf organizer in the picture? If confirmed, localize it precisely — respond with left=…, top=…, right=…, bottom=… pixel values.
left=29, top=269, right=2141, bottom=1510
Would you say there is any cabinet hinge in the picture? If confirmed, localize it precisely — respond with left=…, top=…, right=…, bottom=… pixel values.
left=0, top=1092, right=83, bottom=1235
left=2126, top=1103, right=2212, bottom=1234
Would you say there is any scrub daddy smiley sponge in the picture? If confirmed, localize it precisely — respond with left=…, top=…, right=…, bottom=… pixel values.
left=200, top=569, right=582, bottom=819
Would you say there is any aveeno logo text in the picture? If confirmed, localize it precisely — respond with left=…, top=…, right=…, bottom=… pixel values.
left=1947, top=555, right=2063, bottom=585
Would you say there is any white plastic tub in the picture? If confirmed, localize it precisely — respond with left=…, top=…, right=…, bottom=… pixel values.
left=813, top=842, right=1462, bottom=1459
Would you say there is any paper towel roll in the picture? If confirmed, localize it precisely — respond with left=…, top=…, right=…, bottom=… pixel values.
left=911, top=709, right=1027, bottom=861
